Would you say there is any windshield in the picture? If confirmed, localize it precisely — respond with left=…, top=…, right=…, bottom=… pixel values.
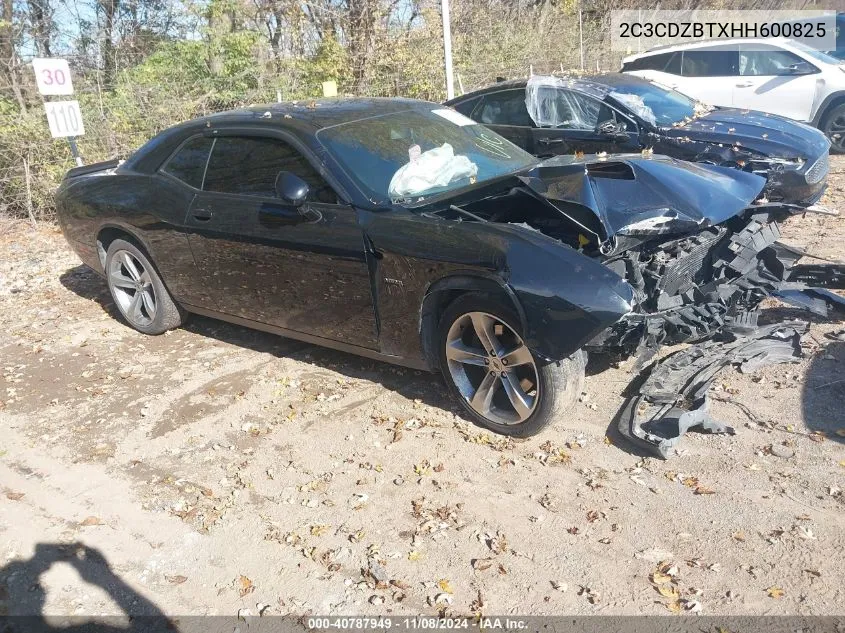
left=317, top=108, right=538, bottom=204
left=609, top=81, right=707, bottom=127
left=790, top=40, right=843, bottom=64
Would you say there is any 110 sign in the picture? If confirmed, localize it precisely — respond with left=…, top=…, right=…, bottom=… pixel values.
left=44, top=101, right=86, bottom=138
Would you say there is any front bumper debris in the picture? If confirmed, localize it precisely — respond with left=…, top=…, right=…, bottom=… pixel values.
left=617, top=320, right=809, bottom=459
left=597, top=207, right=845, bottom=457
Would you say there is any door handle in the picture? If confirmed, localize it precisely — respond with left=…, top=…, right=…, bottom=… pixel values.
left=192, top=208, right=213, bottom=221
left=537, top=137, right=566, bottom=145
left=735, top=81, right=753, bottom=87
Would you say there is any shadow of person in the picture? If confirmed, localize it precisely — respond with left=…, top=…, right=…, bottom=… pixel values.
left=801, top=338, right=845, bottom=443
left=0, top=542, right=173, bottom=633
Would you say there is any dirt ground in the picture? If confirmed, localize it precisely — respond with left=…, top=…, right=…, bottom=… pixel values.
left=0, top=159, right=843, bottom=620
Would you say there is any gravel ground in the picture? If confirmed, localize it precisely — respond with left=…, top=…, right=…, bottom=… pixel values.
left=0, top=159, right=843, bottom=619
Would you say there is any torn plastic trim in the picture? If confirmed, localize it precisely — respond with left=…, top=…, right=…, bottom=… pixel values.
left=617, top=319, right=808, bottom=459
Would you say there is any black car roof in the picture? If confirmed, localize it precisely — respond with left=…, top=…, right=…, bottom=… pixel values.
left=122, top=97, right=440, bottom=176
left=209, top=97, right=437, bottom=132
left=444, top=73, right=658, bottom=104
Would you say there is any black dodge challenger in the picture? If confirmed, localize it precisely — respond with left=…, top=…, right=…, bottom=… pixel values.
left=56, top=98, right=841, bottom=437
left=445, top=74, right=831, bottom=208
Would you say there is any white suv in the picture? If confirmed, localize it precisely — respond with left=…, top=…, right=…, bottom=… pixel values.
left=622, top=38, right=845, bottom=152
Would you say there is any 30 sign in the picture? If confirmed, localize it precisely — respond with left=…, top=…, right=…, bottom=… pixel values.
left=44, top=101, right=85, bottom=138
left=32, top=58, right=74, bottom=96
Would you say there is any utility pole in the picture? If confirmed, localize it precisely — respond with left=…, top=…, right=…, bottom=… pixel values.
left=442, top=0, right=455, bottom=100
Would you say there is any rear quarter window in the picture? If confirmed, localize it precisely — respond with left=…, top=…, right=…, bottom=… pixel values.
left=451, top=96, right=481, bottom=117
left=161, top=136, right=214, bottom=189
left=623, top=52, right=681, bottom=75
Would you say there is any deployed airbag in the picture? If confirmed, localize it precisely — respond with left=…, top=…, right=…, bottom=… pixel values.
left=388, top=143, right=478, bottom=199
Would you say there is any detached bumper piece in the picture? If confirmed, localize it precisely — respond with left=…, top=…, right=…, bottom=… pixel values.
left=618, top=320, right=808, bottom=459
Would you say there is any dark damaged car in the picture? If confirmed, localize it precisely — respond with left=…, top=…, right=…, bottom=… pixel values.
left=55, top=99, right=844, bottom=449
left=445, top=74, right=832, bottom=209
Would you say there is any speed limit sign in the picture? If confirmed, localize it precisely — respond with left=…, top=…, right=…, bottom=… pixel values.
left=32, top=58, right=74, bottom=96
left=44, top=101, right=85, bottom=138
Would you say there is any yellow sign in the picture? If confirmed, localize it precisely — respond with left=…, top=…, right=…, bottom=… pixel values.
left=322, top=81, right=337, bottom=97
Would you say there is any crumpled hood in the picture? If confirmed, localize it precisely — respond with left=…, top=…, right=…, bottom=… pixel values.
left=661, top=108, right=830, bottom=160
left=518, top=153, right=767, bottom=239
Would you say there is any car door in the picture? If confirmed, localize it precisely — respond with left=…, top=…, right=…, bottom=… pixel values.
left=734, top=44, right=818, bottom=122
left=528, top=88, right=640, bottom=156
left=471, top=89, right=535, bottom=153
left=183, top=132, right=378, bottom=349
left=674, top=46, right=738, bottom=106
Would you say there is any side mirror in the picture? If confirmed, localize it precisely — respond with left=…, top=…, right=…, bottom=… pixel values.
left=275, top=171, right=310, bottom=207
left=787, top=61, right=814, bottom=75
left=597, top=120, right=627, bottom=137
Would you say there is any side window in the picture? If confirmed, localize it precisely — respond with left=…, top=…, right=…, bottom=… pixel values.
left=477, top=90, right=535, bottom=126
left=739, top=46, right=813, bottom=76
left=451, top=96, right=481, bottom=118
left=681, top=48, right=739, bottom=77
left=161, top=136, right=214, bottom=189
left=552, top=89, right=601, bottom=130
left=203, top=136, right=337, bottom=203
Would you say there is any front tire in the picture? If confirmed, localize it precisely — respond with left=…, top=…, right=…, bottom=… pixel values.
left=437, top=293, right=585, bottom=438
left=821, top=103, right=845, bottom=154
left=105, top=239, right=185, bottom=335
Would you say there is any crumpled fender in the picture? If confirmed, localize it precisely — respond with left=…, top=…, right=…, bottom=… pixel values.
left=495, top=224, right=635, bottom=360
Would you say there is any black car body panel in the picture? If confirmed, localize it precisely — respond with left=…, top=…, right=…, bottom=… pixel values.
left=445, top=74, right=830, bottom=207
left=56, top=98, right=842, bottom=380
left=55, top=99, right=641, bottom=371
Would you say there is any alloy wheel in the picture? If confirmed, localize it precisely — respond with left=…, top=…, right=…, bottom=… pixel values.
left=108, top=250, right=157, bottom=327
left=825, top=114, right=845, bottom=152
left=445, top=311, right=539, bottom=425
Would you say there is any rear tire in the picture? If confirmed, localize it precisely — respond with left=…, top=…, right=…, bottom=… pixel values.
left=105, top=239, right=186, bottom=335
left=821, top=103, right=845, bottom=154
left=437, top=292, right=585, bottom=438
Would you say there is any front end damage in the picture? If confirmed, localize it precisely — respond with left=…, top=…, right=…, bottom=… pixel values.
left=468, top=153, right=845, bottom=456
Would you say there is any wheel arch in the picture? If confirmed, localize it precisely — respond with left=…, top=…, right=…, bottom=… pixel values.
left=812, top=91, right=845, bottom=127
left=95, top=223, right=154, bottom=272
left=418, top=273, right=527, bottom=370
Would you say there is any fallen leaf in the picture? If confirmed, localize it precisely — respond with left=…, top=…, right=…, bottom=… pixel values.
left=165, top=575, right=188, bottom=585
left=5, top=491, right=24, bottom=501
left=408, top=550, right=422, bottom=561
left=657, top=584, right=679, bottom=599
left=471, top=558, right=493, bottom=572
left=732, top=531, right=746, bottom=542
left=488, top=531, right=508, bottom=554
left=238, top=575, right=255, bottom=597
left=665, top=599, right=682, bottom=614
left=80, top=516, right=103, bottom=526
left=766, top=586, right=785, bottom=599
left=437, top=578, right=454, bottom=594
left=694, top=486, right=716, bottom=495
left=469, top=590, right=484, bottom=612
left=310, top=524, right=329, bottom=537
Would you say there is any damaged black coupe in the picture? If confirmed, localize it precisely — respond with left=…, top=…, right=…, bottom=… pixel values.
left=56, top=99, right=844, bottom=446
left=445, top=74, right=832, bottom=209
